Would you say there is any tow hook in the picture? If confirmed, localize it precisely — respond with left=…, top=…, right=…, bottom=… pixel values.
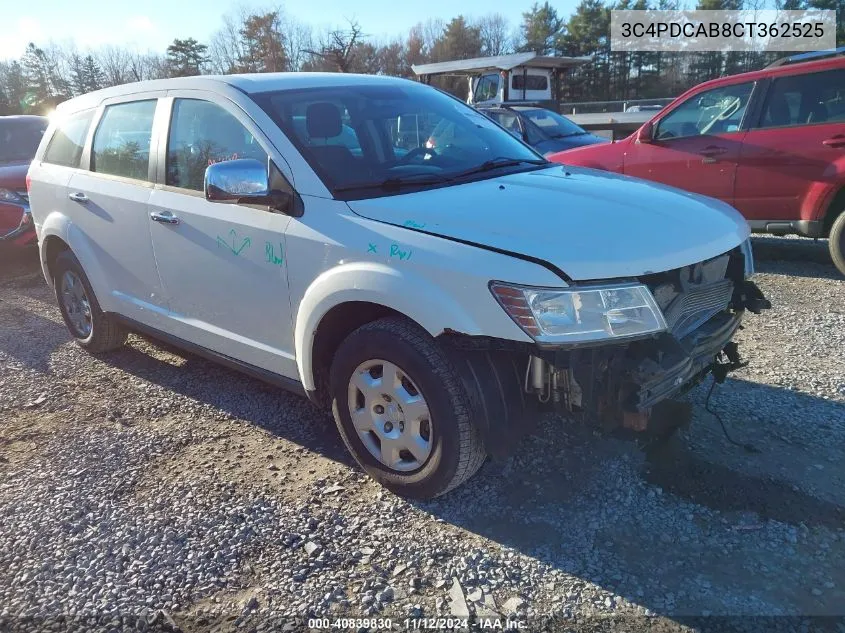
left=739, top=280, right=771, bottom=314
left=713, top=341, right=747, bottom=383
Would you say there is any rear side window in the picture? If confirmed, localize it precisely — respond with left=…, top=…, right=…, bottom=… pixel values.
left=167, top=99, right=268, bottom=191
left=43, top=111, right=94, bottom=168
left=512, top=74, right=548, bottom=91
left=92, top=100, right=157, bottom=180
left=758, top=69, right=845, bottom=129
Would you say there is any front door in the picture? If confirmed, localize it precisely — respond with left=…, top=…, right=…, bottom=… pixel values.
left=148, top=96, right=297, bottom=378
left=735, top=68, right=845, bottom=222
left=624, top=81, right=755, bottom=204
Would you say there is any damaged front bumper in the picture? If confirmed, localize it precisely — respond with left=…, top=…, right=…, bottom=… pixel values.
left=532, top=279, right=770, bottom=436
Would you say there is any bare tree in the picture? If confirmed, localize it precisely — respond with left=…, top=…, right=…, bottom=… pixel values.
left=477, top=14, right=511, bottom=56
left=209, top=12, right=246, bottom=74
left=96, top=45, right=133, bottom=86
left=304, top=18, right=364, bottom=73
left=285, top=21, right=314, bottom=71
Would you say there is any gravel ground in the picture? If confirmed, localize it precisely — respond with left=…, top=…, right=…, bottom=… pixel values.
left=0, top=236, right=844, bottom=633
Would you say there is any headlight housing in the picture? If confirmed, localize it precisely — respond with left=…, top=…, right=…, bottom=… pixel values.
left=491, top=282, right=667, bottom=345
left=0, top=188, right=24, bottom=204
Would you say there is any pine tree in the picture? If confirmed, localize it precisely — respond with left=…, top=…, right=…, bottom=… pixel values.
left=519, top=2, right=565, bottom=54
left=166, top=38, right=209, bottom=77
left=236, top=12, right=287, bottom=73
left=21, top=43, right=52, bottom=108
left=82, top=55, right=106, bottom=92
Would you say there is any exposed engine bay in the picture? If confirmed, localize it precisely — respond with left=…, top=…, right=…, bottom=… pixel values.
left=523, top=247, right=770, bottom=438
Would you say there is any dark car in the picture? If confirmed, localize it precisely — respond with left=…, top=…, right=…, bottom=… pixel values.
left=0, top=115, right=48, bottom=249
left=477, top=105, right=607, bottom=156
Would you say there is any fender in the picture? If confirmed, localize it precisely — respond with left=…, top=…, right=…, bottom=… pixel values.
left=38, top=212, right=115, bottom=311
left=294, top=261, right=493, bottom=391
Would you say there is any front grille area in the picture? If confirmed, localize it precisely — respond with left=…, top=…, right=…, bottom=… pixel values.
left=663, top=278, right=734, bottom=339
left=15, top=189, right=29, bottom=204
left=641, top=250, right=740, bottom=340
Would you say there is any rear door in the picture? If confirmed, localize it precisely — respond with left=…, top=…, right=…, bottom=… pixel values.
left=735, top=68, right=845, bottom=223
left=147, top=94, right=297, bottom=378
left=64, top=96, right=168, bottom=326
left=25, top=110, right=93, bottom=237
left=624, top=81, right=754, bottom=203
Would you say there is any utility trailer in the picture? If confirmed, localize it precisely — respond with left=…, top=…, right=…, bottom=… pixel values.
left=412, top=52, right=590, bottom=107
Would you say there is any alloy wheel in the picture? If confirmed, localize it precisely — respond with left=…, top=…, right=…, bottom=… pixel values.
left=60, top=271, right=92, bottom=338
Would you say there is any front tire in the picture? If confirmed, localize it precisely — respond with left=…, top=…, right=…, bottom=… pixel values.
left=829, top=211, right=845, bottom=277
left=53, top=250, right=127, bottom=353
left=329, top=316, right=486, bottom=498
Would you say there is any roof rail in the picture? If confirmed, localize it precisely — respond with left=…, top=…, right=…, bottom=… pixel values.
left=766, top=47, right=845, bottom=68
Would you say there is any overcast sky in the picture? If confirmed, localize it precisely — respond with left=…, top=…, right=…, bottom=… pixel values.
left=2, top=0, right=583, bottom=61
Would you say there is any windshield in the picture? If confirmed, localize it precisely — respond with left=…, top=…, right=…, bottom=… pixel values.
left=253, top=83, right=546, bottom=199
left=520, top=109, right=587, bottom=139
left=0, top=119, right=48, bottom=164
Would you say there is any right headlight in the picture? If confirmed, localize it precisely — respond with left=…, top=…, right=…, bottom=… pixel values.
left=490, top=281, right=667, bottom=345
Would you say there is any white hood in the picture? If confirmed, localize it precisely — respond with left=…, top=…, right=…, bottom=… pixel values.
left=346, top=165, right=750, bottom=281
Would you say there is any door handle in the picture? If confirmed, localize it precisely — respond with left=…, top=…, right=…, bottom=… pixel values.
left=149, top=211, right=180, bottom=225
left=699, top=146, right=728, bottom=157
left=822, top=135, right=845, bottom=148
left=68, top=192, right=88, bottom=203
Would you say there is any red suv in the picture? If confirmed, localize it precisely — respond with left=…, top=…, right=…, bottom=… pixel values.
left=549, top=51, right=845, bottom=275
left=0, top=115, right=48, bottom=250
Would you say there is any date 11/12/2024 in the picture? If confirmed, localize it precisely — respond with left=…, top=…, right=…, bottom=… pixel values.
left=307, top=617, right=526, bottom=630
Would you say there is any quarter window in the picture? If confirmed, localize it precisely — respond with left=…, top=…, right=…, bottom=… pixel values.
left=43, top=110, right=94, bottom=168
left=656, top=82, right=753, bottom=140
left=758, top=69, right=845, bottom=129
left=167, top=99, right=268, bottom=191
left=92, top=100, right=157, bottom=180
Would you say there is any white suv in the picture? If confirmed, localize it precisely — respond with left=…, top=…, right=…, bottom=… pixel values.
left=27, top=73, right=768, bottom=498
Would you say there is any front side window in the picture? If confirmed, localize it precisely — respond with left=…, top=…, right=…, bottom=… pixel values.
left=92, top=100, right=157, bottom=180
left=656, top=82, right=753, bottom=140
left=758, top=69, right=845, bottom=129
left=254, top=83, right=545, bottom=200
left=167, top=99, right=268, bottom=191
left=474, top=74, right=500, bottom=102
left=43, top=111, right=93, bottom=168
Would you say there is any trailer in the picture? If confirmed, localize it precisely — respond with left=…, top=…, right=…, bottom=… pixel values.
left=412, top=52, right=591, bottom=106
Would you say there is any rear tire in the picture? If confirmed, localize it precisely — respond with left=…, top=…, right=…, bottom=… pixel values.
left=829, top=211, right=845, bottom=277
left=53, top=250, right=127, bottom=353
left=329, top=316, right=486, bottom=498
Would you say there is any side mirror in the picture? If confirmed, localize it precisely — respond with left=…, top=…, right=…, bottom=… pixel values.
left=205, top=158, right=291, bottom=212
left=636, top=121, right=655, bottom=143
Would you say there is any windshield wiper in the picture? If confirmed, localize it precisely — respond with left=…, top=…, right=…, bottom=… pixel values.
left=333, top=174, right=449, bottom=193
left=449, top=157, right=547, bottom=181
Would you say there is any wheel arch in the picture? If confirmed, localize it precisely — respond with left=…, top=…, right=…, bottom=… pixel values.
left=42, top=234, right=71, bottom=286
left=822, top=186, right=845, bottom=236
left=294, top=262, right=485, bottom=400
left=38, top=212, right=113, bottom=310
